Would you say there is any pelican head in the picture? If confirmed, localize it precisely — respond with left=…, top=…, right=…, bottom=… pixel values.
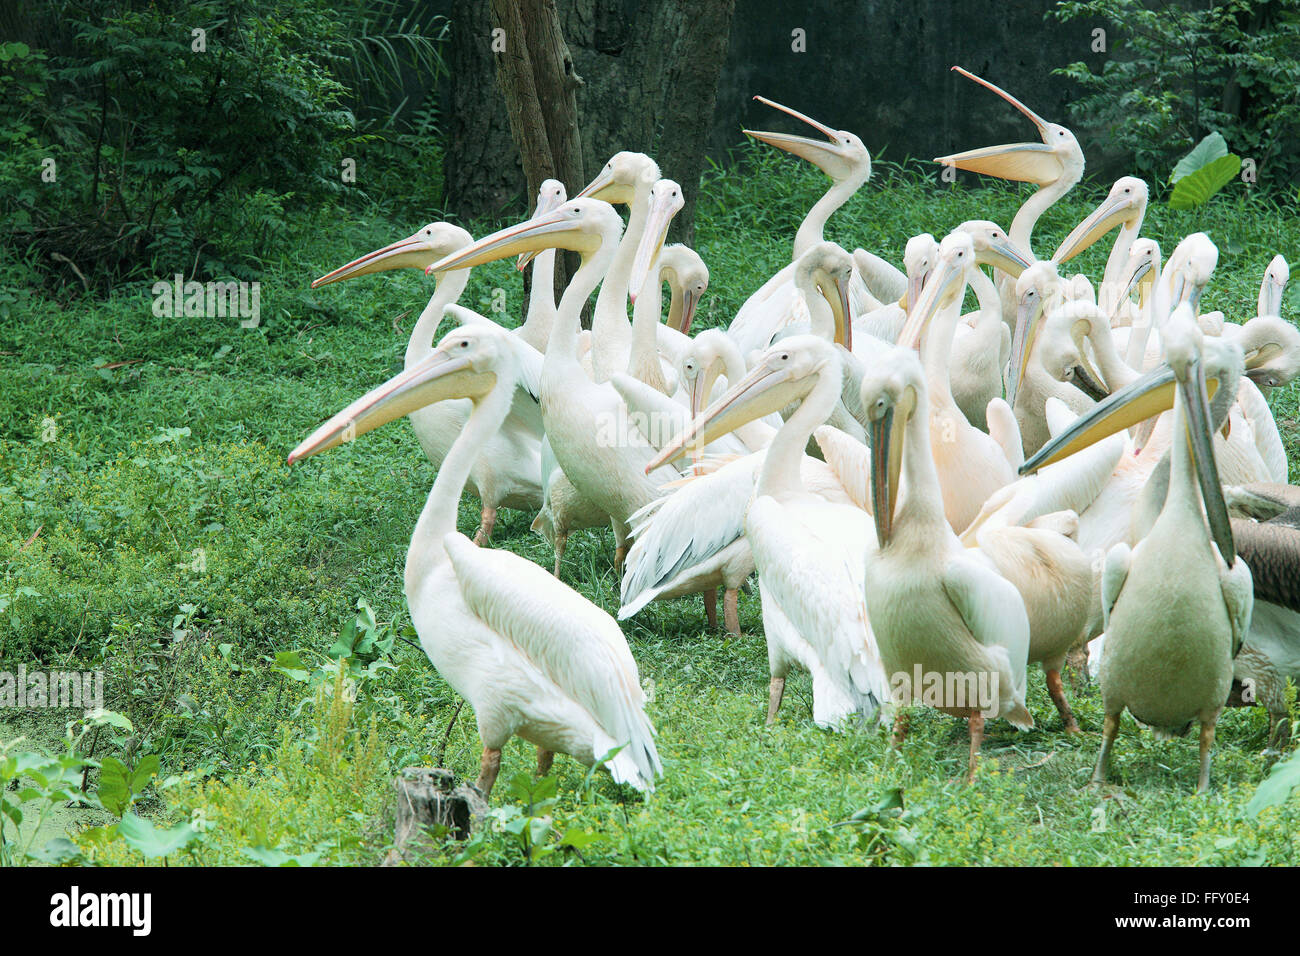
left=1008, top=261, right=1062, bottom=407
left=425, top=198, right=623, bottom=275
left=934, top=67, right=1084, bottom=187
left=901, top=233, right=939, bottom=311
left=515, top=179, right=567, bottom=269
left=1164, top=233, right=1218, bottom=314
left=796, top=242, right=855, bottom=350
left=679, top=328, right=737, bottom=418
left=576, top=151, right=660, bottom=205
left=629, top=179, right=685, bottom=303
left=860, top=346, right=923, bottom=546
left=896, top=231, right=976, bottom=350
left=1238, top=315, right=1300, bottom=391
left=1259, top=254, right=1290, bottom=318
left=659, top=244, right=708, bottom=334
left=1020, top=307, right=1236, bottom=563
left=1053, top=176, right=1148, bottom=264
left=311, top=221, right=475, bottom=288
left=289, top=323, right=512, bottom=464
left=648, top=335, right=839, bottom=470
left=1031, top=301, right=1109, bottom=400
left=744, top=96, right=871, bottom=185
left=956, top=220, right=1034, bottom=277
left=1117, top=238, right=1162, bottom=308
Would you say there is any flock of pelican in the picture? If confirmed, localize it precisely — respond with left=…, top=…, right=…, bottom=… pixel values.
left=289, top=67, right=1300, bottom=797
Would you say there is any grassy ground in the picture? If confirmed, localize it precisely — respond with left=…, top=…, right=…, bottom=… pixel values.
left=2, top=150, right=1299, bottom=865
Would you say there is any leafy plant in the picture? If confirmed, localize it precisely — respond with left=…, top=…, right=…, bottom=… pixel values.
left=1051, top=0, right=1300, bottom=187
left=1169, top=132, right=1243, bottom=209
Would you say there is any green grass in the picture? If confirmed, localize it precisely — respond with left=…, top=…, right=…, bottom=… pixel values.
left=3, top=148, right=1300, bottom=865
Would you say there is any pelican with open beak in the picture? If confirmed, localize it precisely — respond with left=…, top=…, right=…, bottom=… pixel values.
left=935, top=67, right=1085, bottom=260
left=1024, top=309, right=1251, bottom=792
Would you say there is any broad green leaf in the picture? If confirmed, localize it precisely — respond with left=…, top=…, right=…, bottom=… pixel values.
left=1247, top=748, right=1300, bottom=817
left=118, top=812, right=200, bottom=858
left=242, top=845, right=322, bottom=867
left=1168, top=154, right=1240, bottom=209
left=29, top=837, right=84, bottom=865
left=129, top=754, right=161, bottom=794
left=96, top=756, right=131, bottom=815
left=272, top=650, right=310, bottom=682
left=85, top=708, right=133, bottom=732
left=1171, top=132, right=1229, bottom=183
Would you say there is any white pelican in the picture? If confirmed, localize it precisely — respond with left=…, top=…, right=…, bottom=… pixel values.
left=896, top=232, right=1018, bottom=532
left=935, top=67, right=1085, bottom=262
left=576, top=151, right=663, bottom=382
left=425, top=198, right=682, bottom=575
left=1052, top=177, right=1148, bottom=320
left=733, top=98, right=894, bottom=355
left=648, top=335, right=890, bottom=727
left=309, top=216, right=551, bottom=544
left=859, top=346, right=1033, bottom=780
left=288, top=321, right=661, bottom=797
left=1025, top=310, right=1252, bottom=791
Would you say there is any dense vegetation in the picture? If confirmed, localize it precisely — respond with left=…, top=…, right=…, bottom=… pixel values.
left=3, top=0, right=1300, bottom=866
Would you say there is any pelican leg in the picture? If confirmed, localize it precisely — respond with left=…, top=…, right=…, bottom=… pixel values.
left=536, top=747, right=554, bottom=777
left=766, top=676, right=786, bottom=726
left=703, top=589, right=719, bottom=629
left=1091, top=712, right=1120, bottom=786
left=966, top=711, right=985, bottom=784
left=612, top=518, right=629, bottom=573
left=890, top=710, right=912, bottom=748
left=1045, top=669, right=1081, bottom=734
left=473, top=506, right=498, bottom=546
left=552, top=533, right=567, bottom=578
left=475, top=747, right=502, bottom=799
left=1197, top=713, right=1220, bottom=794
left=723, top=588, right=741, bottom=638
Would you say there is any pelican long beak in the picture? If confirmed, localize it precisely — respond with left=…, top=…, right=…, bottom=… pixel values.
left=1020, top=358, right=1222, bottom=473
left=426, top=210, right=594, bottom=276
left=1007, top=292, right=1044, bottom=408
left=744, top=96, right=855, bottom=180
left=979, top=235, right=1034, bottom=277
left=574, top=166, right=620, bottom=202
left=904, top=268, right=929, bottom=315
left=1181, top=358, right=1236, bottom=565
left=647, top=358, right=806, bottom=470
left=312, top=231, right=443, bottom=288
left=1119, top=257, right=1154, bottom=306
left=674, top=288, right=700, bottom=335
left=288, top=345, right=493, bottom=464
left=1054, top=194, right=1138, bottom=264
left=517, top=182, right=568, bottom=270
left=629, top=187, right=683, bottom=304
left=690, top=358, right=725, bottom=420
left=934, top=67, right=1063, bottom=185
left=818, top=269, right=853, bottom=352
left=897, top=255, right=965, bottom=351
left=1069, top=320, right=1110, bottom=399
left=868, top=393, right=912, bottom=546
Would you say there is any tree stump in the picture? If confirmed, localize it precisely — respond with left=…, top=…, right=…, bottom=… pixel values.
left=383, top=768, right=488, bottom=866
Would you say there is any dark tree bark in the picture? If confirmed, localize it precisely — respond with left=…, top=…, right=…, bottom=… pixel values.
left=444, top=0, right=735, bottom=248
left=442, top=0, right=525, bottom=220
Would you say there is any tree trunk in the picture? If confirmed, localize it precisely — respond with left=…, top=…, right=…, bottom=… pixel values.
left=444, top=0, right=735, bottom=249
left=489, top=0, right=585, bottom=300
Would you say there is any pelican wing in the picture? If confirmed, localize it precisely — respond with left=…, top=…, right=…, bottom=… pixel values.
left=749, top=497, right=890, bottom=721
left=443, top=533, right=662, bottom=789
left=1220, top=554, right=1254, bottom=657
left=813, top=425, right=871, bottom=512
left=1100, top=542, right=1131, bottom=634
left=619, top=455, right=758, bottom=617
left=941, top=551, right=1032, bottom=726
